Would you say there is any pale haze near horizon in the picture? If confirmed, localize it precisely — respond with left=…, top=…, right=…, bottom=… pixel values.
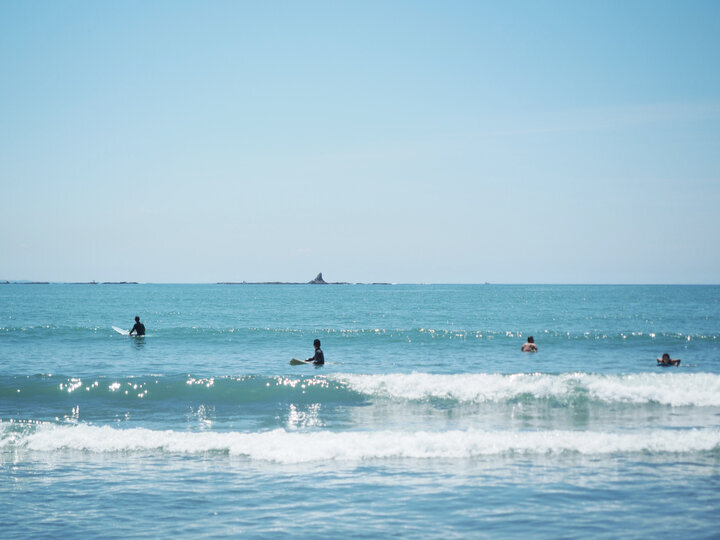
left=1, top=1, right=719, bottom=284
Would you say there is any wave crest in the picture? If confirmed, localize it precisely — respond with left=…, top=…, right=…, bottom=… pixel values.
left=3, top=372, right=720, bottom=407
left=331, top=372, right=720, bottom=407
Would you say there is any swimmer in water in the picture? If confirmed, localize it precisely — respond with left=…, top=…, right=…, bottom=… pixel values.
left=521, top=336, right=538, bottom=352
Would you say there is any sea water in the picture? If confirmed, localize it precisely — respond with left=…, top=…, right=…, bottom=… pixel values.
left=1, top=284, right=718, bottom=538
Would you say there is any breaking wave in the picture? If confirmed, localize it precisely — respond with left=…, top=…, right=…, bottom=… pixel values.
left=3, top=372, right=720, bottom=407
left=1, top=422, right=718, bottom=463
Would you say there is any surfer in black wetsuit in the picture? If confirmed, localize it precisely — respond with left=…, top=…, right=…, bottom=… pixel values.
left=129, top=316, right=145, bottom=336
left=307, top=339, right=324, bottom=365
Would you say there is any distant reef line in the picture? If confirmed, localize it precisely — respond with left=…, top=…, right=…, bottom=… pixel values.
left=0, top=281, right=393, bottom=285
left=1, top=281, right=138, bottom=285
left=1, top=273, right=392, bottom=285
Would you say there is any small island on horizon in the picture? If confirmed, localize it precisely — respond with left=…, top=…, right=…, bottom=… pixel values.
left=217, top=273, right=391, bottom=285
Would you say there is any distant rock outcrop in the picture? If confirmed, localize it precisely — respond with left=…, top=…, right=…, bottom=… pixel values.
left=217, top=273, right=363, bottom=285
left=309, top=273, right=327, bottom=284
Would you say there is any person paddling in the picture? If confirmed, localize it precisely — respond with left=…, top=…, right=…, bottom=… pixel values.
left=657, top=353, right=680, bottom=366
left=129, top=316, right=145, bottom=336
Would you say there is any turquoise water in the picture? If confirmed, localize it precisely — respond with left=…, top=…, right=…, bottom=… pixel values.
left=1, top=284, right=719, bottom=538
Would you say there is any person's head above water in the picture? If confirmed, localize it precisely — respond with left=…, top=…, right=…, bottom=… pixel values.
left=135, top=316, right=140, bottom=322
left=662, top=353, right=670, bottom=361
left=527, top=336, right=534, bottom=343
left=313, top=339, right=321, bottom=348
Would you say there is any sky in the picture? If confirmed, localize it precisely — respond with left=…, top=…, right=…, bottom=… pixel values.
left=1, top=0, right=719, bottom=284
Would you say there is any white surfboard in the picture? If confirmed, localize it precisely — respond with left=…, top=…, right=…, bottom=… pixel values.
left=112, top=326, right=129, bottom=336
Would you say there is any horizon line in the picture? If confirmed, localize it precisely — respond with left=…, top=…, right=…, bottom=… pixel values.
left=2, top=280, right=718, bottom=286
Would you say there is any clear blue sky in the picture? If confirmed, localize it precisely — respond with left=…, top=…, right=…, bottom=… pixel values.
left=1, top=0, right=719, bottom=283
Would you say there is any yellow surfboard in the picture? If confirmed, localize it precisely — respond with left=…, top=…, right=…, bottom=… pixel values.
left=290, top=358, right=308, bottom=365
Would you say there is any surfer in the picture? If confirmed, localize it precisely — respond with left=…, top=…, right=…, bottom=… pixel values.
left=657, top=353, right=680, bottom=366
left=521, top=336, right=538, bottom=352
left=307, top=339, right=324, bottom=365
left=129, top=316, right=145, bottom=336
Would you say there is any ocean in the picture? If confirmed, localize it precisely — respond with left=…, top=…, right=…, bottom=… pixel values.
left=1, top=284, right=719, bottom=538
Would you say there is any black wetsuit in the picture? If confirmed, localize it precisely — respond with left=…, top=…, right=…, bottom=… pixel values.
left=308, top=347, right=324, bottom=365
left=131, top=322, right=145, bottom=336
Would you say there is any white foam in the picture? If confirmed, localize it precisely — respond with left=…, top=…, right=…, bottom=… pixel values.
left=4, top=424, right=719, bottom=463
left=330, top=372, right=720, bottom=407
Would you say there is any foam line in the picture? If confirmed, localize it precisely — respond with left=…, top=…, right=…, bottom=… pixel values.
left=3, top=424, right=718, bottom=463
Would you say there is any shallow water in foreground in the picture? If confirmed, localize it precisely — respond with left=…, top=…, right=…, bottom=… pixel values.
left=1, top=284, right=719, bottom=538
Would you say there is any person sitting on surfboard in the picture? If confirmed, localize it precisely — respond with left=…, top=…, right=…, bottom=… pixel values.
left=307, top=339, right=324, bottom=365
left=129, top=316, right=145, bottom=336
left=521, top=336, right=538, bottom=352
left=657, top=353, right=680, bottom=366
